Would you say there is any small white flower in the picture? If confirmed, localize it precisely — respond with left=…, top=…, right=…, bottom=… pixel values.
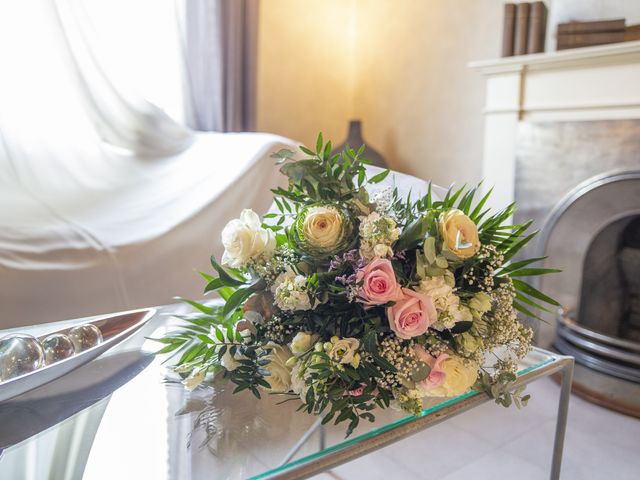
left=271, top=267, right=313, bottom=312
left=359, top=212, right=401, bottom=260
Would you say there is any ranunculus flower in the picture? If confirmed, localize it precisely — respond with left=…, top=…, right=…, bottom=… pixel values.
left=412, top=344, right=449, bottom=392
left=357, top=258, right=402, bottom=306
left=221, top=209, right=276, bottom=267
left=387, top=288, right=437, bottom=339
left=439, top=209, right=480, bottom=259
left=263, top=343, right=293, bottom=393
left=423, top=355, right=479, bottom=397
left=295, top=204, right=352, bottom=256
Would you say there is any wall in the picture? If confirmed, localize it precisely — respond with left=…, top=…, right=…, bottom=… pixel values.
left=256, top=0, right=504, bottom=187
left=256, top=0, right=358, bottom=152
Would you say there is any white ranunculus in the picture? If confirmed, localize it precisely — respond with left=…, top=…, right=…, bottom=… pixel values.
left=221, top=209, right=276, bottom=268
left=264, top=343, right=293, bottom=393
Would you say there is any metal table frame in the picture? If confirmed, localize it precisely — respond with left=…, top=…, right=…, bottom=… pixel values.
left=267, top=351, right=574, bottom=480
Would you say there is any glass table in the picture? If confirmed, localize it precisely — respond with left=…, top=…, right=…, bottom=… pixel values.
left=0, top=306, right=574, bottom=479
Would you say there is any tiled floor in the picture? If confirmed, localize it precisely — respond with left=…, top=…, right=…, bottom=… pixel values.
left=313, top=378, right=640, bottom=480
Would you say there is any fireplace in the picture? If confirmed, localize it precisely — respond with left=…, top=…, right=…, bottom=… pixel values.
left=536, top=171, right=640, bottom=415
left=472, top=42, right=640, bottom=415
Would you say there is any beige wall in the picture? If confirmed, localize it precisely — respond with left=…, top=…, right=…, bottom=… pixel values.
left=256, top=0, right=503, bottom=186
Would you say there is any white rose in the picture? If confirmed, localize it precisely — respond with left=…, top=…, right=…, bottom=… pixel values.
left=290, top=331, right=318, bottom=356
left=424, top=356, right=478, bottom=397
left=221, top=209, right=276, bottom=268
left=264, top=343, right=293, bottom=392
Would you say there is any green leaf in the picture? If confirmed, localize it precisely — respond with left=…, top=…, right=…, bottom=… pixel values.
left=210, top=256, right=245, bottom=287
left=223, top=287, right=256, bottom=317
left=395, top=216, right=430, bottom=252
left=514, top=301, right=544, bottom=321
left=368, top=169, right=390, bottom=184
left=512, top=279, right=561, bottom=306
left=176, top=297, right=214, bottom=315
left=470, top=187, right=493, bottom=222
left=316, top=132, right=323, bottom=153
left=362, top=330, right=378, bottom=353
left=498, top=256, right=548, bottom=275
left=509, top=268, right=561, bottom=277
left=270, top=148, right=295, bottom=161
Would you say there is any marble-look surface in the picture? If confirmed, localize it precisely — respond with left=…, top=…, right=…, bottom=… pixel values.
left=314, top=378, right=640, bottom=480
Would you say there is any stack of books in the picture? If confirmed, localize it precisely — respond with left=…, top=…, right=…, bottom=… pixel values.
left=557, top=19, right=640, bottom=50
left=502, top=2, right=548, bottom=57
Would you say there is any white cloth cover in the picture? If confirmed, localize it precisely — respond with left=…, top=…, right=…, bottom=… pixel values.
left=0, top=134, right=297, bottom=328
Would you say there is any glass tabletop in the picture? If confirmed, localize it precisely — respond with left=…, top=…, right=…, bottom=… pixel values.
left=0, top=306, right=557, bottom=479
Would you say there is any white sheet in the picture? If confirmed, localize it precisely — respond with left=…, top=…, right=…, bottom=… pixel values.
left=0, top=133, right=296, bottom=328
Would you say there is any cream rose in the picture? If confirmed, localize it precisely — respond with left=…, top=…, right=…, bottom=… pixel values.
left=439, top=209, right=480, bottom=259
left=263, top=343, right=293, bottom=393
left=423, top=355, right=479, bottom=397
left=298, top=205, right=345, bottom=253
left=221, top=209, right=276, bottom=267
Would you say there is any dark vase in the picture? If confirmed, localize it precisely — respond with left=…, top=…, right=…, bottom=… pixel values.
left=332, top=120, right=387, bottom=168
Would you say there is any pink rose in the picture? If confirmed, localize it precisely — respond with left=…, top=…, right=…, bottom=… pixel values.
left=387, top=288, right=437, bottom=339
left=357, top=258, right=402, bottom=305
left=412, top=345, right=449, bottom=391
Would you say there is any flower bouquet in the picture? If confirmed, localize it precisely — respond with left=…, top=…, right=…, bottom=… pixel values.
left=155, top=134, right=559, bottom=436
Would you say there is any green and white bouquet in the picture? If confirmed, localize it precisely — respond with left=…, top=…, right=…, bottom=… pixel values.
left=155, top=134, right=559, bottom=436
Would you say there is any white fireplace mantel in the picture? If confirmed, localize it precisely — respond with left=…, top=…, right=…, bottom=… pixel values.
left=469, top=40, right=640, bottom=211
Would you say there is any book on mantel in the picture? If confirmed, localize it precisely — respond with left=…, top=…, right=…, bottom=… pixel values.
left=501, top=2, right=547, bottom=57
left=556, top=18, right=628, bottom=50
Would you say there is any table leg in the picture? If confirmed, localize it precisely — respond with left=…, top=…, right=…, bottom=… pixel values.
left=550, top=358, right=574, bottom=480
left=279, top=417, right=323, bottom=466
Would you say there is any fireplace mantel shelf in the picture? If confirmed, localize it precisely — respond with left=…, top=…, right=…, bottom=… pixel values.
left=469, top=40, right=640, bottom=75
left=469, top=37, right=640, bottom=237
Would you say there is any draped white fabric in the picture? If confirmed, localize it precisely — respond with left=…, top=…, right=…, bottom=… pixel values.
left=0, top=1, right=296, bottom=327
